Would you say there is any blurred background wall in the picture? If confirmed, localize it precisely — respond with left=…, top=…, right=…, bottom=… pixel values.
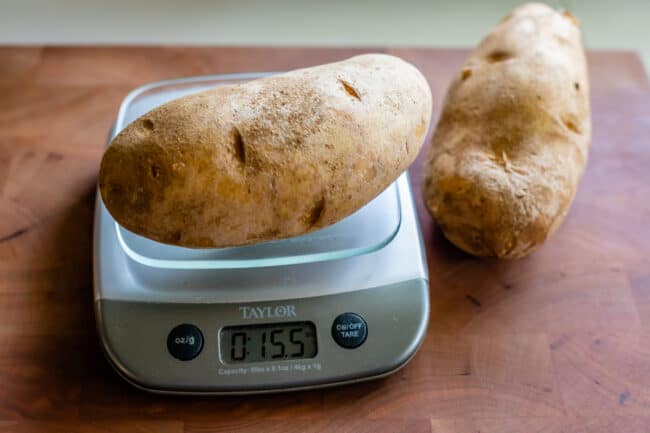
left=0, top=0, right=647, bottom=71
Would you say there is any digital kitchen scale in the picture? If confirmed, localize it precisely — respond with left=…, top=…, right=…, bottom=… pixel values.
left=93, top=73, right=429, bottom=395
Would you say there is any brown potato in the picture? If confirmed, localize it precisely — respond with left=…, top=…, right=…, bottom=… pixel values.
left=100, top=54, right=432, bottom=248
left=423, top=3, right=591, bottom=259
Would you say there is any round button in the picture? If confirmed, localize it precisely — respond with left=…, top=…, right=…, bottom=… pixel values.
left=331, top=312, right=368, bottom=349
left=167, top=324, right=204, bottom=361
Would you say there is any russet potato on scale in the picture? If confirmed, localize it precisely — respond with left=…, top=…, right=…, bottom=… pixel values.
left=100, top=54, right=432, bottom=248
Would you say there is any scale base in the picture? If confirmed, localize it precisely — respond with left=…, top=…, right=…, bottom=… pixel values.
left=96, top=278, right=428, bottom=395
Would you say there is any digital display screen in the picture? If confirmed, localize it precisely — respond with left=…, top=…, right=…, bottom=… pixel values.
left=219, top=322, right=317, bottom=364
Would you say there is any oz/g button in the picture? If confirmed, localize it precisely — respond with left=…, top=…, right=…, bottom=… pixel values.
left=332, top=312, right=367, bottom=349
left=167, top=324, right=204, bottom=361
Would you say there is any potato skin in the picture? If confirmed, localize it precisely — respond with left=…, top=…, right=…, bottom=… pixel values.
left=423, top=3, right=590, bottom=259
left=100, top=54, right=432, bottom=248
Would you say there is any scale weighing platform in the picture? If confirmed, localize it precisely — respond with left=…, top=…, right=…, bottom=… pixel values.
left=93, top=73, right=430, bottom=395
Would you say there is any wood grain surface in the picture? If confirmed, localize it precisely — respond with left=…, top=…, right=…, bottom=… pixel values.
left=0, top=46, right=649, bottom=433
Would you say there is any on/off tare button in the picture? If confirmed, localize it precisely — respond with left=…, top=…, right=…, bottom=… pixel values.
left=167, top=324, right=204, bottom=361
left=331, top=312, right=368, bottom=349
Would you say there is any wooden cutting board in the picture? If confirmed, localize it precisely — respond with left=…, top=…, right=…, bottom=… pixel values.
left=0, top=46, right=649, bottom=433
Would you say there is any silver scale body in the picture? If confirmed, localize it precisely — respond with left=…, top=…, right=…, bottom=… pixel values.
left=94, top=73, right=430, bottom=395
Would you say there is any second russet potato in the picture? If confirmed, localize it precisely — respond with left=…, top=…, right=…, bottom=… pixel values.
left=422, top=3, right=591, bottom=259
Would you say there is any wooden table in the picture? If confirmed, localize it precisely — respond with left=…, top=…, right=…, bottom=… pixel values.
left=0, top=46, right=649, bottom=433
